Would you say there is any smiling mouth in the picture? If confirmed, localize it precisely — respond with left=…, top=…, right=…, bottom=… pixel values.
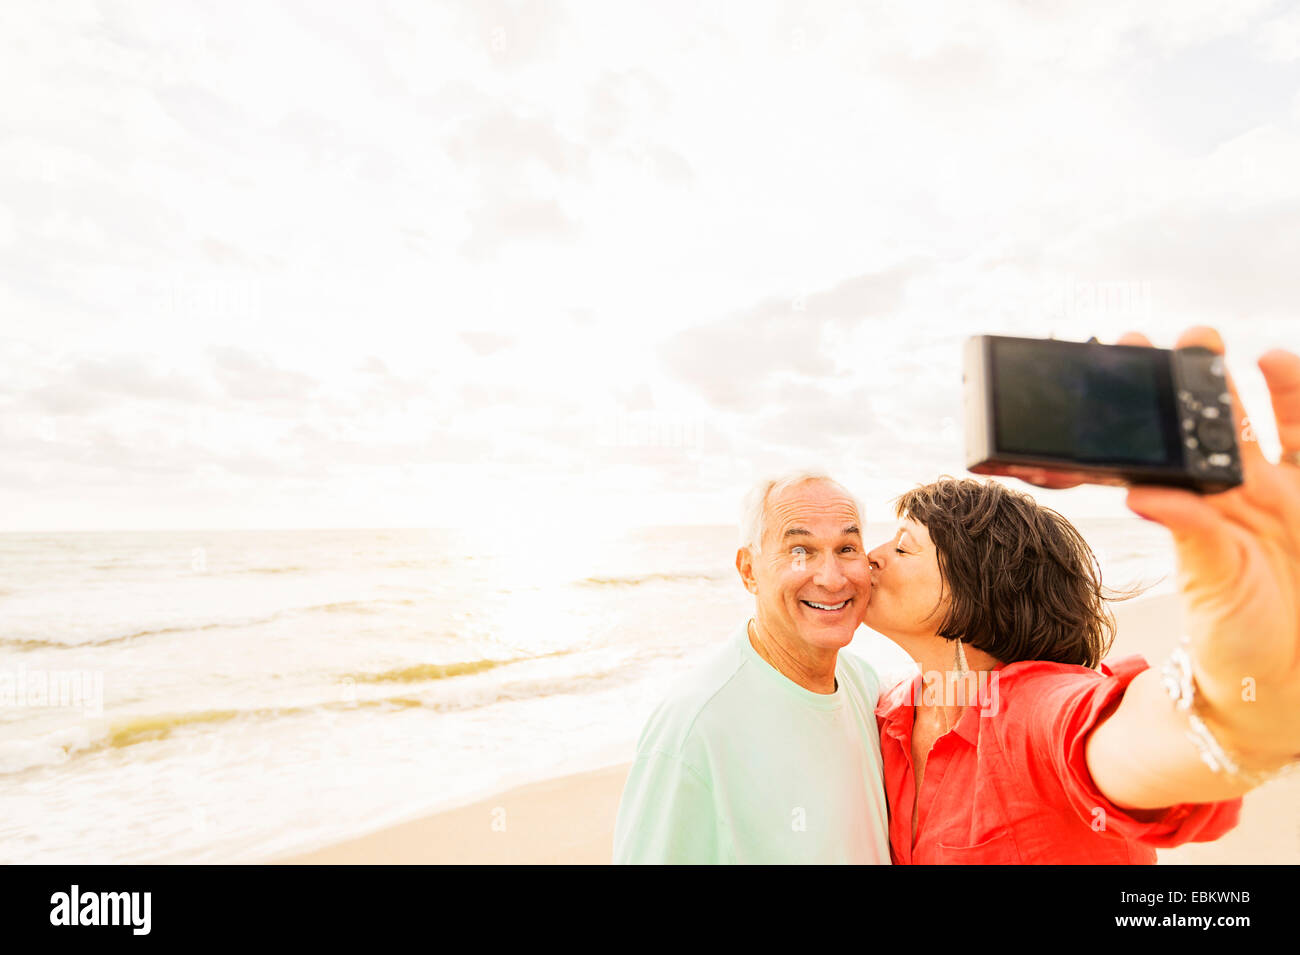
left=802, top=599, right=850, bottom=612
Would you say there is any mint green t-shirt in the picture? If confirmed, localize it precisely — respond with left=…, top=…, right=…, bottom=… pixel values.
left=613, top=621, right=891, bottom=864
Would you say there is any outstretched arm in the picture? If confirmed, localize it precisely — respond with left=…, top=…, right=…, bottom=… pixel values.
left=1008, top=327, right=1300, bottom=809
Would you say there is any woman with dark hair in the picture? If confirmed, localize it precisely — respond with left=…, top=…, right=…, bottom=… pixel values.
left=865, top=327, right=1300, bottom=864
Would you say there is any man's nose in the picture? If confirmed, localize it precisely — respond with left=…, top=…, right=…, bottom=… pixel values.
left=813, top=552, right=850, bottom=589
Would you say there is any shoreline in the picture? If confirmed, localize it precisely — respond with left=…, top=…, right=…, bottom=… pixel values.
left=270, top=592, right=1299, bottom=865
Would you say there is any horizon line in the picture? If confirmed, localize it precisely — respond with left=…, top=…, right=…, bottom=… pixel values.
left=0, top=514, right=1148, bottom=534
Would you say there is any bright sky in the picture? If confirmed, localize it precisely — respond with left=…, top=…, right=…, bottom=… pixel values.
left=2, top=0, right=1298, bottom=532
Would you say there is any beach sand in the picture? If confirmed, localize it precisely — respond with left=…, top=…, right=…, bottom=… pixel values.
left=272, top=593, right=1300, bottom=864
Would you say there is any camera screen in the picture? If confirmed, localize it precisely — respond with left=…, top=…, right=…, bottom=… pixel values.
left=990, top=339, right=1179, bottom=466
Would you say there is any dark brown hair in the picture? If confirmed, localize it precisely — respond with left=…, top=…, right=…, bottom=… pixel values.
left=895, top=476, right=1137, bottom=668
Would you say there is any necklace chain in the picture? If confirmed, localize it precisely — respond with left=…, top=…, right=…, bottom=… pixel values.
left=941, top=638, right=969, bottom=734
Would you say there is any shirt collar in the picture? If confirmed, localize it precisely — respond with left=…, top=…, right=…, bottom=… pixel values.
left=875, top=672, right=982, bottom=745
left=875, top=674, right=917, bottom=743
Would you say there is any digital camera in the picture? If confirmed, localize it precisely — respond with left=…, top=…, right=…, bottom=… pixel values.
left=964, top=335, right=1243, bottom=493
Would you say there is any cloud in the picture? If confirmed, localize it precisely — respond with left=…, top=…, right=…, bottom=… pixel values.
left=207, top=346, right=318, bottom=402
left=458, top=331, right=515, bottom=355
left=154, top=82, right=253, bottom=152
left=445, top=106, right=590, bottom=181
left=75, top=355, right=206, bottom=401
left=447, top=0, right=570, bottom=68
left=440, top=97, right=593, bottom=259
left=21, top=382, right=102, bottom=416
left=459, top=197, right=581, bottom=259
left=585, top=68, right=672, bottom=145
left=738, top=380, right=875, bottom=445
left=6, top=1, right=1299, bottom=529
left=661, top=259, right=930, bottom=409
left=1052, top=196, right=1300, bottom=322
left=348, top=357, right=429, bottom=409
left=637, top=143, right=693, bottom=186
left=18, top=355, right=209, bottom=415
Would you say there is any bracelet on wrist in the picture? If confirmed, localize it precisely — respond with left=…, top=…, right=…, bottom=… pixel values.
left=1159, top=638, right=1300, bottom=786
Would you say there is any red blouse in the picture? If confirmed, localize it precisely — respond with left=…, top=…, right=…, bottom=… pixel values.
left=874, top=654, right=1243, bottom=864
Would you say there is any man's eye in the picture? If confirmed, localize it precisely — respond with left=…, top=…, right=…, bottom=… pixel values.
left=895, top=547, right=906, bottom=555
left=791, top=546, right=808, bottom=556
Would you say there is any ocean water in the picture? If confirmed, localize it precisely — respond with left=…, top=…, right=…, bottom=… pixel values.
left=0, top=519, right=1177, bottom=863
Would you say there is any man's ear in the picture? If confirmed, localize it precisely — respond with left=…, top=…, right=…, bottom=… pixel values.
left=735, top=547, right=758, bottom=595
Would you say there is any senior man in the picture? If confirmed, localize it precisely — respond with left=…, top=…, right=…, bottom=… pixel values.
left=613, top=472, right=890, bottom=864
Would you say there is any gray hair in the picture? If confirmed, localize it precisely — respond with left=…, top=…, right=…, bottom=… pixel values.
left=739, top=471, right=861, bottom=555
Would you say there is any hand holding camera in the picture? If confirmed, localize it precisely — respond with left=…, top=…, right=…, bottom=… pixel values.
left=971, top=326, right=1300, bottom=786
